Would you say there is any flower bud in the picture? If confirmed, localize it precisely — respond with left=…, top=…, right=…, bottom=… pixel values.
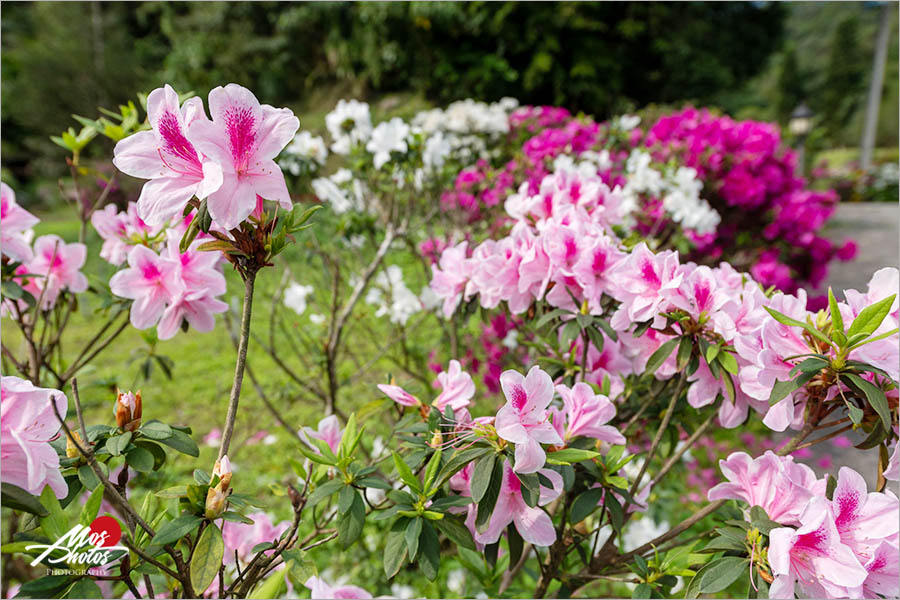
left=115, top=390, right=142, bottom=432
left=205, top=455, right=233, bottom=519
left=66, top=430, right=84, bottom=458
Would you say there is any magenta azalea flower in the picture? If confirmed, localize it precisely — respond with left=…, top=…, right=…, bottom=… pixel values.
left=113, top=84, right=223, bottom=226
left=0, top=183, right=38, bottom=263
left=768, top=497, right=868, bottom=599
left=829, top=466, right=899, bottom=560
left=0, top=376, right=68, bottom=498
left=304, top=576, right=372, bottom=599
left=495, top=367, right=562, bottom=474
left=474, top=462, right=562, bottom=547
left=861, top=539, right=900, bottom=598
left=553, top=382, right=624, bottom=445
left=188, top=84, right=299, bottom=229
left=433, top=359, right=475, bottom=412
left=707, top=451, right=823, bottom=526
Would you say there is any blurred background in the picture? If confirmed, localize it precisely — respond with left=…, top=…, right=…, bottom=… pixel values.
left=2, top=1, right=898, bottom=208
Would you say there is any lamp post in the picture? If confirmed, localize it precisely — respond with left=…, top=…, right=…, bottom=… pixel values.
left=789, top=103, right=814, bottom=176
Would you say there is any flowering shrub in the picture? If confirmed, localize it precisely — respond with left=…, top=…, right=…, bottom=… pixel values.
left=0, top=87, right=896, bottom=600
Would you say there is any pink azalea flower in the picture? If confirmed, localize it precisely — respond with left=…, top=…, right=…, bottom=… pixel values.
left=608, top=243, right=682, bottom=331
left=665, top=263, right=735, bottom=338
left=430, top=241, right=470, bottom=318
left=156, top=289, right=228, bottom=340
left=188, top=84, right=299, bottom=229
left=707, top=451, right=823, bottom=526
left=885, top=429, right=900, bottom=482
left=222, top=511, right=291, bottom=564
left=162, top=233, right=226, bottom=297
left=113, top=84, right=224, bottom=226
left=495, top=367, right=563, bottom=474
left=26, top=234, right=89, bottom=310
left=433, top=360, right=475, bottom=412
left=376, top=383, right=420, bottom=408
left=553, top=382, right=624, bottom=445
left=474, top=462, right=563, bottom=547
left=861, top=539, right=900, bottom=598
left=0, top=376, right=68, bottom=498
left=91, top=201, right=162, bottom=266
left=304, top=576, right=372, bottom=599
left=300, top=415, right=343, bottom=454
left=829, top=466, right=899, bottom=559
left=109, top=245, right=181, bottom=330
left=0, top=182, right=38, bottom=263
left=768, top=497, right=868, bottom=599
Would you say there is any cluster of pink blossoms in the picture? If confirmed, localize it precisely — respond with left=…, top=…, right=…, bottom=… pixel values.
left=436, top=104, right=853, bottom=297
left=709, top=452, right=899, bottom=598
left=113, top=83, right=299, bottom=230
left=429, top=165, right=898, bottom=433
left=380, top=362, right=625, bottom=547
left=1, top=183, right=88, bottom=313
left=98, top=202, right=228, bottom=340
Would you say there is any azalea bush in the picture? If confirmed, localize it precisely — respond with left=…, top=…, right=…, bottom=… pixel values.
left=1, top=84, right=897, bottom=600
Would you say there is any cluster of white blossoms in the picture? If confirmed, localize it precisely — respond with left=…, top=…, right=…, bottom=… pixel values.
left=412, top=97, right=518, bottom=164
left=364, top=265, right=423, bottom=326
left=311, top=168, right=368, bottom=215
left=620, top=149, right=721, bottom=235
left=279, top=131, right=328, bottom=176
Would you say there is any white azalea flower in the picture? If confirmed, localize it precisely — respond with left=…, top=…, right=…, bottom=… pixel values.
left=283, top=282, right=314, bottom=315
left=325, top=99, right=372, bottom=155
left=366, top=117, right=410, bottom=169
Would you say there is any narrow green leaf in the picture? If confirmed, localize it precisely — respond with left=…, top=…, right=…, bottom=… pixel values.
left=842, top=373, right=893, bottom=431
left=384, top=519, right=409, bottom=578
left=646, top=339, right=679, bottom=374
left=190, top=523, right=224, bottom=594
left=393, top=452, right=421, bottom=493
left=847, top=295, right=897, bottom=339
left=828, top=288, right=844, bottom=334
left=150, top=514, right=203, bottom=547
left=406, top=517, right=423, bottom=560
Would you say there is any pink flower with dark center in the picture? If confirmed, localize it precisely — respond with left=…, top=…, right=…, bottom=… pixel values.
left=156, top=289, right=228, bottom=341
left=861, top=539, right=899, bottom=598
left=26, top=235, right=88, bottom=310
left=113, top=84, right=223, bottom=226
left=0, top=376, right=68, bottom=498
left=474, top=461, right=562, bottom=547
left=188, top=84, right=299, bottom=229
left=495, top=367, right=562, bottom=473
left=707, top=451, right=823, bottom=526
left=829, top=466, right=899, bottom=560
left=109, top=245, right=181, bottom=330
left=0, top=182, right=38, bottom=263
left=768, top=497, right=868, bottom=599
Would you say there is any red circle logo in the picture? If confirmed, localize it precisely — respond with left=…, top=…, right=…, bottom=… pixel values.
left=89, top=516, right=122, bottom=547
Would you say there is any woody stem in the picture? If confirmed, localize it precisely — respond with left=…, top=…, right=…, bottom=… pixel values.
left=218, top=271, right=256, bottom=461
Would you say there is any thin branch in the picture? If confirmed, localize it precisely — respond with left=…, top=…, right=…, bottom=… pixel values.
left=218, top=272, right=257, bottom=461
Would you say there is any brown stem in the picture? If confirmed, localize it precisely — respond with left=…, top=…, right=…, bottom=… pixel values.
left=218, top=272, right=256, bottom=461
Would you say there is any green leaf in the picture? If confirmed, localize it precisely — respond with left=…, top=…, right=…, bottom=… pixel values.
left=155, top=486, right=188, bottom=499
left=546, top=447, right=601, bottom=465
left=470, top=453, right=497, bottom=503
left=39, top=486, right=68, bottom=540
left=842, top=373, right=893, bottom=431
left=392, top=452, right=421, bottom=493
left=106, top=432, right=132, bottom=456
left=2, top=483, right=49, bottom=517
left=570, top=488, right=604, bottom=524
left=139, top=421, right=173, bottom=440
left=534, top=308, right=570, bottom=330
left=475, top=458, right=503, bottom=533
left=434, top=514, right=476, bottom=551
left=339, top=413, right=357, bottom=458
left=252, top=569, right=287, bottom=599
left=337, top=490, right=365, bottom=549
left=828, top=288, right=844, bottom=335
left=77, top=464, right=101, bottom=490
left=561, top=319, right=581, bottom=348
left=423, top=448, right=443, bottom=493
left=157, top=429, right=199, bottom=457
left=717, top=351, right=739, bottom=375
left=384, top=519, right=409, bottom=578
left=434, top=447, right=492, bottom=489
left=632, top=583, right=652, bottom=599
left=847, top=295, right=897, bottom=339
left=190, top=523, right=224, bottom=593
left=150, top=514, right=203, bottom=547
left=80, top=485, right=105, bottom=526
left=308, top=480, right=343, bottom=507
left=697, top=556, right=748, bottom=593
left=705, top=342, right=720, bottom=365
left=66, top=578, right=103, bottom=599
left=126, top=446, right=155, bottom=472
left=419, top=520, right=441, bottom=581
left=406, top=517, right=423, bottom=560
left=764, top=306, right=832, bottom=347
left=768, top=378, right=801, bottom=406
left=676, top=335, right=693, bottom=370
left=646, top=339, right=679, bottom=374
